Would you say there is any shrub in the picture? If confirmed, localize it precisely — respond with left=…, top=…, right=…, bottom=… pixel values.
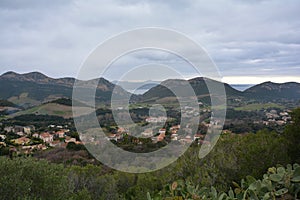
left=147, top=164, right=300, bottom=200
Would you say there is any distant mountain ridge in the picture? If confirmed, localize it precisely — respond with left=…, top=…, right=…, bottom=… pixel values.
left=1, top=71, right=75, bottom=86
left=141, top=77, right=300, bottom=104
left=244, top=81, right=300, bottom=102
left=0, top=71, right=300, bottom=107
left=0, top=71, right=132, bottom=107
left=141, top=77, right=243, bottom=105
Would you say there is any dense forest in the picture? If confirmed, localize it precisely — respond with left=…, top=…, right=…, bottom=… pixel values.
left=0, top=108, right=299, bottom=199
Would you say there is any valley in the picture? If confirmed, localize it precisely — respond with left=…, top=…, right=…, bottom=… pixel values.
left=0, top=71, right=300, bottom=199
left=0, top=71, right=299, bottom=160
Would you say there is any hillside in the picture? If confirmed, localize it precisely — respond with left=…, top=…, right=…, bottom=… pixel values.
left=244, top=81, right=300, bottom=102
left=12, top=102, right=93, bottom=119
left=48, top=98, right=90, bottom=107
left=1, top=72, right=300, bottom=108
left=0, top=71, right=133, bottom=107
left=0, top=99, right=17, bottom=107
left=141, top=77, right=243, bottom=105
left=141, top=78, right=300, bottom=105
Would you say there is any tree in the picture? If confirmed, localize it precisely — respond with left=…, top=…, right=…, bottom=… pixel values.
left=0, top=157, right=71, bottom=200
left=284, top=108, right=300, bottom=163
left=0, top=146, right=9, bottom=156
left=66, top=142, right=86, bottom=151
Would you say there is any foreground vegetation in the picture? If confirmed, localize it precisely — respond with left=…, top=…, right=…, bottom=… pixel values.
left=0, top=108, right=299, bottom=199
left=148, top=164, right=300, bottom=200
left=0, top=131, right=295, bottom=200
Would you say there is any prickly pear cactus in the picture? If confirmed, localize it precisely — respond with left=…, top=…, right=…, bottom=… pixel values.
left=147, top=164, right=300, bottom=200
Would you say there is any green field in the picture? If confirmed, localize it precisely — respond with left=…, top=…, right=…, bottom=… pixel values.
left=11, top=103, right=93, bottom=118
left=234, top=103, right=284, bottom=111
left=8, top=93, right=40, bottom=107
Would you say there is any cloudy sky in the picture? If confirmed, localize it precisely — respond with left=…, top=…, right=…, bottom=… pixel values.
left=0, top=0, right=300, bottom=84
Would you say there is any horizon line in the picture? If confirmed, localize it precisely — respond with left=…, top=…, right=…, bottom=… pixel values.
left=1, top=70, right=300, bottom=85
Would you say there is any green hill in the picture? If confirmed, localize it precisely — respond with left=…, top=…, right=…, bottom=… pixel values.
left=0, top=99, right=17, bottom=107
left=0, top=71, right=133, bottom=108
left=12, top=102, right=93, bottom=119
left=141, top=78, right=300, bottom=105
left=244, top=81, right=300, bottom=102
left=141, top=77, right=242, bottom=105
left=1, top=71, right=300, bottom=108
left=48, top=98, right=90, bottom=107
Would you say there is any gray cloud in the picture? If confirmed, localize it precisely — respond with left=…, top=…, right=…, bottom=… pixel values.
left=0, top=0, right=299, bottom=82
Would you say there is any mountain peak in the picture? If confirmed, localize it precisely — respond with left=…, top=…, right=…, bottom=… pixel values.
left=188, top=77, right=205, bottom=82
left=1, top=71, right=20, bottom=77
left=23, top=71, right=49, bottom=80
left=0, top=71, right=132, bottom=107
left=244, top=81, right=300, bottom=101
left=0, top=71, right=52, bottom=83
left=1, top=71, right=49, bottom=79
left=262, top=81, right=277, bottom=85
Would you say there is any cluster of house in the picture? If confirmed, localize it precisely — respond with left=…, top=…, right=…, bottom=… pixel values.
left=104, top=121, right=210, bottom=146
left=181, top=106, right=201, bottom=118
left=144, top=105, right=208, bottom=123
left=0, top=124, right=80, bottom=155
left=106, top=127, right=126, bottom=142
left=141, top=127, right=168, bottom=143
left=145, top=116, right=167, bottom=123
left=262, top=109, right=292, bottom=126
left=107, top=107, right=292, bottom=145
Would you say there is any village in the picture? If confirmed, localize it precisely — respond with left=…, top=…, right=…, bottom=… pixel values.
left=0, top=104, right=293, bottom=156
left=0, top=123, right=81, bottom=155
left=262, top=109, right=292, bottom=126
left=91, top=109, right=219, bottom=148
left=0, top=114, right=212, bottom=156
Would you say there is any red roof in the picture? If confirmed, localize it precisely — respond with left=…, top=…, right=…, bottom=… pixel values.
left=40, top=132, right=52, bottom=138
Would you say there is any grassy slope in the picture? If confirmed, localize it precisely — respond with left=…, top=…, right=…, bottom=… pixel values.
left=234, top=103, right=284, bottom=111
left=12, top=103, right=93, bottom=118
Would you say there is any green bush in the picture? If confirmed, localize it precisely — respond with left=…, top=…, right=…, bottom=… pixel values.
left=0, top=157, right=70, bottom=200
left=147, top=164, right=300, bottom=200
left=283, top=108, right=300, bottom=163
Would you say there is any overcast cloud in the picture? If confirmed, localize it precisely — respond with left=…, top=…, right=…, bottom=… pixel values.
left=0, top=0, right=300, bottom=83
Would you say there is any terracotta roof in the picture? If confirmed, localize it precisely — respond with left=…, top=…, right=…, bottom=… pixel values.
left=40, top=132, right=52, bottom=138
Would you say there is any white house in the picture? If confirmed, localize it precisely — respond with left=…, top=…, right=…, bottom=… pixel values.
left=4, top=126, right=13, bottom=133
left=141, top=129, right=153, bottom=137
left=0, top=134, right=6, bottom=140
left=158, top=128, right=166, bottom=135
left=146, top=117, right=167, bottom=123
left=39, top=133, right=54, bottom=143
left=23, top=126, right=35, bottom=135
left=54, top=131, right=65, bottom=138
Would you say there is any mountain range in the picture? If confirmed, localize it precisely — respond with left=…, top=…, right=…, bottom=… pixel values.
left=0, top=71, right=132, bottom=108
left=0, top=71, right=300, bottom=108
